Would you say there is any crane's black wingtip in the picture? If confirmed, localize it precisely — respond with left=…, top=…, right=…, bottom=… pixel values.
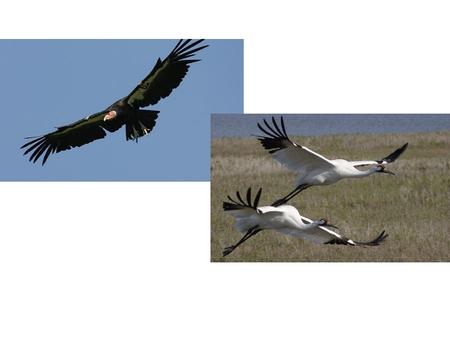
left=380, top=142, right=409, bottom=163
left=224, top=187, right=263, bottom=211
left=371, top=230, right=389, bottom=245
left=349, top=229, right=389, bottom=246
left=222, top=246, right=234, bottom=257
left=399, top=142, right=409, bottom=150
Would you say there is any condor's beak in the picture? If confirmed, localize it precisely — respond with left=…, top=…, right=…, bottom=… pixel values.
left=103, top=110, right=117, bottom=121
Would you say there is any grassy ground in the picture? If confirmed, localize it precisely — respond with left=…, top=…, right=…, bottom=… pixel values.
left=211, top=131, right=450, bottom=262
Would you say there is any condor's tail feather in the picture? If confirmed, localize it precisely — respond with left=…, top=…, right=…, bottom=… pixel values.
left=126, top=109, right=159, bottom=142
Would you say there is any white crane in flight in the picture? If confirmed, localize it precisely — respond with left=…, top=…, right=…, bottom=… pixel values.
left=256, top=116, right=408, bottom=206
left=222, top=187, right=388, bottom=257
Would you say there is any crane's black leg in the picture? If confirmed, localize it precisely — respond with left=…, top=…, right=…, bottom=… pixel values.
left=223, top=226, right=263, bottom=257
left=271, top=184, right=310, bottom=207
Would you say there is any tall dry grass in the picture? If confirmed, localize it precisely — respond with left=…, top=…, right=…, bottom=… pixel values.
left=211, top=131, right=450, bottom=262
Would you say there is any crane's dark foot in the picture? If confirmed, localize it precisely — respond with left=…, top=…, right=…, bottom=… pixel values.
left=223, top=246, right=236, bottom=257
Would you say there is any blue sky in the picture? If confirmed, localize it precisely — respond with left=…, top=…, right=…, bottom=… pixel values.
left=0, top=39, right=243, bottom=181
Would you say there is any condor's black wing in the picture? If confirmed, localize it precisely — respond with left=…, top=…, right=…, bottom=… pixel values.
left=21, top=111, right=125, bottom=165
left=126, top=39, right=208, bottom=109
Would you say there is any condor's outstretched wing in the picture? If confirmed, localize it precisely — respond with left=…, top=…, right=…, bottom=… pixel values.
left=126, top=39, right=208, bottom=108
left=20, top=111, right=125, bottom=165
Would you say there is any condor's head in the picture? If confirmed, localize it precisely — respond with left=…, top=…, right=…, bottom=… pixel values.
left=103, top=110, right=118, bottom=121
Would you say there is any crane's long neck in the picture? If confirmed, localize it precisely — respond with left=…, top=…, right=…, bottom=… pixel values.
left=303, top=221, right=321, bottom=230
left=348, top=166, right=379, bottom=178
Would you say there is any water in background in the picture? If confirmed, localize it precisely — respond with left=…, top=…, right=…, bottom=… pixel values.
left=211, top=114, right=450, bottom=138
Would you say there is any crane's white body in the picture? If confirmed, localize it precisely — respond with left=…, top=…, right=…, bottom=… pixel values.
left=227, top=204, right=355, bottom=245
left=272, top=145, right=380, bottom=188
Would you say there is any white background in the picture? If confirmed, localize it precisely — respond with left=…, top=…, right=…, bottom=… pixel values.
left=1, top=1, right=449, bottom=337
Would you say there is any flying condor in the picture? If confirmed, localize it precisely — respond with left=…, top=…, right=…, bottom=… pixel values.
left=21, top=39, right=208, bottom=165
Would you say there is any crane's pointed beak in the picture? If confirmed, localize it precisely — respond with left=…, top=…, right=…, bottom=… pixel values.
left=319, top=219, right=339, bottom=229
left=382, top=169, right=395, bottom=175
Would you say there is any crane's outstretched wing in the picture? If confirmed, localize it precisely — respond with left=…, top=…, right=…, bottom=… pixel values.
left=349, top=143, right=409, bottom=168
left=223, top=187, right=262, bottom=217
left=223, top=187, right=266, bottom=234
left=21, top=112, right=127, bottom=165
left=255, top=116, right=335, bottom=173
left=126, top=39, right=208, bottom=108
left=378, top=143, right=409, bottom=164
left=301, top=226, right=388, bottom=246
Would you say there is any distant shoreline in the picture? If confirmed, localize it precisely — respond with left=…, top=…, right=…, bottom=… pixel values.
left=211, top=114, right=450, bottom=138
left=212, top=128, right=450, bottom=140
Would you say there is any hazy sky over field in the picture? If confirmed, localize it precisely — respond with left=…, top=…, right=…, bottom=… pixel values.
left=0, top=39, right=243, bottom=181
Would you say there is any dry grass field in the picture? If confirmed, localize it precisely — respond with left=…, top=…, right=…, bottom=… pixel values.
left=211, top=131, right=450, bottom=262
